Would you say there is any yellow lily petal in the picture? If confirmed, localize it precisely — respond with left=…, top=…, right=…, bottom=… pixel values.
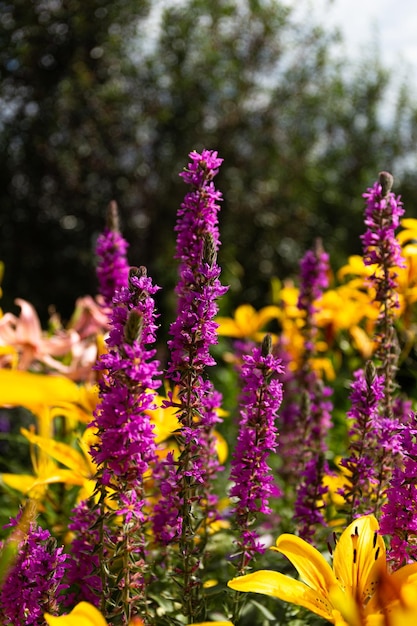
left=0, top=369, right=96, bottom=416
left=273, top=533, right=338, bottom=594
left=401, top=218, right=417, bottom=229
left=216, top=304, right=280, bottom=339
left=390, top=563, right=417, bottom=587
left=228, top=570, right=334, bottom=621
left=44, top=601, right=107, bottom=626
left=191, top=622, right=234, bottom=626
left=1, top=473, right=42, bottom=494
left=2, top=469, right=85, bottom=492
left=332, top=515, right=385, bottom=604
left=215, top=316, right=243, bottom=338
left=21, top=428, right=90, bottom=475
left=230, top=304, right=257, bottom=332
left=214, top=430, right=228, bottom=464
left=328, top=584, right=361, bottom=626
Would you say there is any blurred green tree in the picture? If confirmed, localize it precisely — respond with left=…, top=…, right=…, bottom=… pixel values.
left=0, top=0, right=151, bottom=320
left=1, top=0, right=416, bottom=324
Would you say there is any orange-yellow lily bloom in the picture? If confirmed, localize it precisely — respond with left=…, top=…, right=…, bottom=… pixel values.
left=228, top=515, right=417, bottom=625
left=44, top=602, right=107, bottom=626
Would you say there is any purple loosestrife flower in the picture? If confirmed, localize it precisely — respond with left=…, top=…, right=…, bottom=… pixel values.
left=293, top=376, right=333, bottom=541
left=380, top=415, right=417, bottom=568
left=290, top=242, right=332, bottom=540
left=162, top=149, right=227, bottom=495
left=89, top=266, right=161, bottom=621
left=0, top=521, right=68, bottom=625
left=64, top=500, right=104, bottom=609
left=338, top=362, right=384, bottom=519
left=155, top=150, right=228, bottom=621
left=96, top=201, right=130, bottom=308
left=91, top=266, right=161, bottom=489
left=229, top=335, right=284, bottom=570
left=294, top=456, right=329, bottom=540
left=152, top=451, right=183, bottom=545
left=339, top=362, right=404, bottom=519
left=297, top=239, right=329, bottom=356
left=361, top=172, right=405, bottom=417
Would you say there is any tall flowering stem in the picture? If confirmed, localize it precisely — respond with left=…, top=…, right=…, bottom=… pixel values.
left=90, top=266, right=161, bottom=624
left=361, top=171, right=405, bottom=418
left=292, top=241, right=333, bottom=540
left=380, top=413, right=417, bottom=569
left=0, top=517, right=68, bottom=625
left=297, top=239, right=329, bottom=363
left=64, top=500, right=104, bottom=610
left=157, top=150, right=228, bottom=621
left=230, top=335, right=283, bottom=567
left=338, top=362, right=384, bottom=520
left=95, top=201, right=130, bottom=309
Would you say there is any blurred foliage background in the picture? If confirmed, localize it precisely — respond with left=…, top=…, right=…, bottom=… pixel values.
left=1, top=0, right=417, bottom=325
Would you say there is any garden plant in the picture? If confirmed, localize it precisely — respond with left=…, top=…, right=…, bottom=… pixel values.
left=1, top=151, right=417, bottom=625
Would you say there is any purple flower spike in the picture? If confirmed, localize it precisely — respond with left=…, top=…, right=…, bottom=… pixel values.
left=338, top=362, right=385, bottom=519
left=380, top=414, right=417, bottom=568
left=230, top=335, right=284, bottom=568
left=153, top=151, right=227, bottom=620
left=297, top=240, right=329, bottom=317
left=0, top=522, right=68, bottom=625
left=362, top=173, right=405, bottom=286
left=91, top=266, right=161, bottom=491
left=160, top=149, right=228, bottom=502
left=361, top=172, right=405, bottom=418
left=96, top=201, right=130, bottom=308
left=64, top=500, right=105, bottom=609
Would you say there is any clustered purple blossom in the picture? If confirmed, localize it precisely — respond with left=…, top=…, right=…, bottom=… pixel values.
left=90, top=266, right=161, bottom=499
left=167, top=149, right=227, bottom=377
left=152, top=451, right=183, bottom=545
left=155, top=151, right=228, bottom=544
left=64, top=500, right=104, bottom=609
left=294, top=456, right=329, bottom=540
left=293, top=376, right=333, bottom=541
left=297, top=240, right=329, bottom=354
left=85, top=266, right=161, bottom=618
left=290, top=242, right=333, bottom=540
left=338, top=363, right=385, bottom=518
left=361, top=172, right=405, bottom=419
left=380, top=416, right=417, bottom=568
left=229, top=338, right=284, bottom=565
left=361, top=173, right=405, bottom=305
left=96, top=201, right=130, bottom=308
left=0, top=521, right=68, bottom=625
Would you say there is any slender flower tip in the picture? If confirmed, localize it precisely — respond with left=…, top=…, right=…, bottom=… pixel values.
left=106, top=200, right=120, bottom=232
left=378, top=171, right=394, bottom=197
left=203, top=232, right=217, bottom=266
left=124, top=309, right=144, bottom=345
left=129, top=265, right=147, bottom=284
left=364, top=360, right=377, bottom=386
left=179, top=149, right=224, bottom=186
left=261, top=333, right=273, bottom=357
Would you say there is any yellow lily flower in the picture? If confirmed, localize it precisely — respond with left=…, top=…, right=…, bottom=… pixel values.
left=216, top=303, right=280, bottom=341
left=3, top=426, right=97, bottom=501
left=379, top=570, right=417, bottom=625
left=191, top=622, right=234, bottom=625
left=0, top=370, right=97, bottom=500
left=44, top=602, right=107, bottom=626
left=0, top=369, right=97, bottom=422
left=1, top=404, right=59, bottom=500
left=228, top=515, right=417, bottom=625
